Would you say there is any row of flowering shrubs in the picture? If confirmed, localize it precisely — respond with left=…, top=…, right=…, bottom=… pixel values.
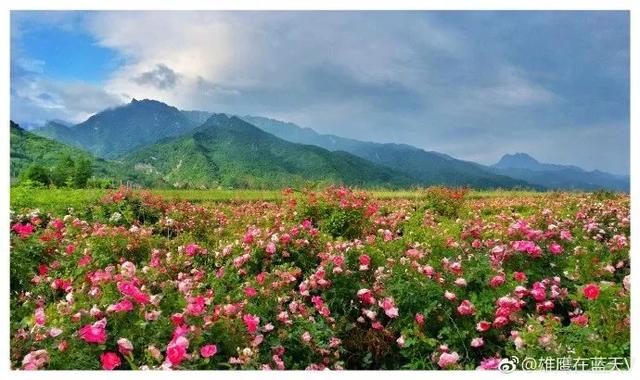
left=10, top=187, right=630, bottom=370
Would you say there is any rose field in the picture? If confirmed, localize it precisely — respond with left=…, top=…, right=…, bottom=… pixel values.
left=9, top=187, right=630, bottom=370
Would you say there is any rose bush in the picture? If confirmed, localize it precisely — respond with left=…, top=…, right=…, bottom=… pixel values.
left=10, top=187, right=630, bottom=370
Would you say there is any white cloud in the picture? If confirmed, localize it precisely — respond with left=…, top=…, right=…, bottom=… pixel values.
left=81, top=12, right=471, bottom=113
left=470, top=66, right=557, bottom=107
left=10, top=11, right=628, bottom=173
left=11, top=60, right=125, bottom=125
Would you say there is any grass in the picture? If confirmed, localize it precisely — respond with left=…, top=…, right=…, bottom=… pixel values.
left=10, top=186, right=558, bottom=215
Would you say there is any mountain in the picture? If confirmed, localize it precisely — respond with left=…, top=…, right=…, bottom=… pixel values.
left=182, top=110, right=213, bottom=126
left=10, top=121, right=115, bottom=182
left=241, top=116, right=536, bottom=189
left=27, top=98, right=623, bottom=191
left=490, top=153, right=629, bottom=192
left=120, top=114, right=417, bottom=189
left=494, top=153, right=584, bottom=172
left=35, top=99, right=199, bottom=159
left=34, top=120, right=76, bottom=142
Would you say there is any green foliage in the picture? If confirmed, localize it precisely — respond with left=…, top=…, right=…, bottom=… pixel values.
left=296, top=187, right=376, bottom=239
left=593, top=189, right=618, bottom=201
left=422, top=186, right=469, bottom=218
left=20, top=154, right=96, bottom=189
left=120, top=115, right=415, bottom=189
left=8, top=188, right=630, bottom=370
left=35, top=99, right=198, bottom=159
left=243, top=116, right=538, bottom=190
left=10, top=122, right=126, bottom=188
left=19, top=164, right=51, bottom=187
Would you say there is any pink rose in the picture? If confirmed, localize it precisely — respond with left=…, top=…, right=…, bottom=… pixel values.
left=479, top=357, right=500, bottom=370
left=243, top=314, right=260, bottom=334
left=438, top=352, right=459, bottom=368
left=200, top=344, right=218, bottom=358
left=571, top=314, right=589, bottom=326
left=457, top=300, right=475, bottom=316
left=357, top=289, right=376, bottom=305
left=49, top=327, right=63, bottom=338
left=12, top=223, right=35, bottom=238
left=166, top=343, right=187, bottom=366
left=265, top=242, right=276, bottom=255
left=476, top=320, right=491, bottom=332
left=359, top=255, right=370, bottom=268
left=489, top=275, right=505, bottom=287
left=107, top=299, right=134, bottom=313
left=513, top=271, right=527, bottom=282
left=35, top=307, right=45, bottom=326
left=471, top=337, right=484, bottom=348
left=245, top=287, right=257, bottom=297
left=22, top=349, right=49, bottom=370
left=117, top=338, right=133, bottom=355
left=65, top=244, right=76, bottom=255
left=444, top=291, right=457, bottom=302
left=117, top=281, right=150, bottom=304
left=549, top=242, right=564, bottom=255
left=78, top=319, right=107, bottom=344
left=379, top=298, right=399, bottom=318
left=560, top=230, right=573, bottom=241
left=184, top=243, right=200, bottom=256
left=100, top=352, right=121, bottom=370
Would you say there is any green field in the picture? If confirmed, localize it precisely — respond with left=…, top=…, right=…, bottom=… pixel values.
left=10, top=186, right=555, bottom=215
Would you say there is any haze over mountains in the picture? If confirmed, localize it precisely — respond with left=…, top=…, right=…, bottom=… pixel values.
left=13, top=98, right=628, bottom=191
left=240, top=116, right=628, bottom=192
left=242, top=116, right=533, bottom=189
left=490, top=153, right=629, bottom=192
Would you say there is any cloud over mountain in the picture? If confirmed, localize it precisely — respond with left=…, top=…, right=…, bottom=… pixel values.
left=10, top=11, right=630, bottom=174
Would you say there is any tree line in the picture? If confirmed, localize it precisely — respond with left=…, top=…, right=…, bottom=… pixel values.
left=18, top=155, right=111, bottom=189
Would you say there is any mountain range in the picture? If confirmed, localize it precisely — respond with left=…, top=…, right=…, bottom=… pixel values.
left=244, top=116, right=629, bottom=192
left=13, top=98, right=627, bottom=191
left=242, top=116, right=534, bottom=189
left=489, top=153, right=629, bottom=192
left=119, top=114, right=415, bottom=189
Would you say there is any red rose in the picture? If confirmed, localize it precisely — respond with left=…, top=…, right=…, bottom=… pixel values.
left=78, top=319, right=107, bottom=344
left=571, top=314, right=589, bottom=326
left=583, top=283, right=600, bottom=300
left=166, top=344, right=187, bottom=366
left=100, top=352, right=121, bottom=370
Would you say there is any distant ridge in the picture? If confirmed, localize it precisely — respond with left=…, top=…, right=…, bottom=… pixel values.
left=490, top=153, right=629, bottom=192
left=241, top=116, right=536, bottom=190
left=494, top=153, right=583, bottom=172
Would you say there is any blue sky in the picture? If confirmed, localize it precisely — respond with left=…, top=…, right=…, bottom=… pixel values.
left=10, top=11, right=630, bottom=174
left=16, top=21, right=119, bottom=83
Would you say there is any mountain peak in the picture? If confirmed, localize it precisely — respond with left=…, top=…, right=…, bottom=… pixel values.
left=10, top=120, right=22, bottom=131
left=199, top=114, right=268, bottom=137
left=127, top=98, right=170, bottom=108
left=44, top=119, right=72, bottom=128
left=494, top=153, right=541, bottom=170
left=34, top=97, right=196, bottom=159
